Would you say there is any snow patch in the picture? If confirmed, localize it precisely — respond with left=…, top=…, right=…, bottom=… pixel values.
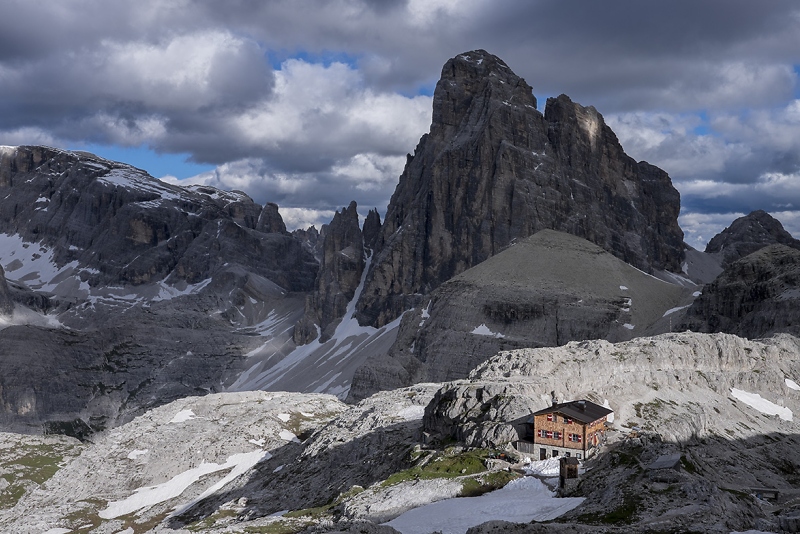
left=619, top=285, right=628, bottom=290
left=101, top=450, right=269, bottom=519
left=277, top=413, right=291, bottom=422
left=471, top=324, right=505, bottom=338
left=43, top=529, right=71, bottom=534
left=273, top=465, right=284, bottom=473
left=419, top=300, right=431, bottom=327
left=785, top=378, right=800, bottom=391
left=384, top=476, right=584, bottom=534
left=168, top=410, right=196, bottom=424
left=663, top=305, right=691, bottom=317
left=623, top=323, right=635, bottom=330
left=127, top=449, right=149, bottom=460
left=249, top=439, right=266, bottom=447
left=395, top=405, right=425, bottom=421
left=522, top=458, right=561, bottom=477
left=730, top=388, right=793, bottom=421
left=603, top=399, right=615, bottom=422
left=279, top=429, right=301, bottom=443
left=693, top=291, right=702, bottom=297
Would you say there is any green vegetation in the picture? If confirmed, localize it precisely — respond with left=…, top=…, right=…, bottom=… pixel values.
left=460, top=470, right=518, bottom=497
left=0, top=441, right=78, bottom=508
left=381, top=448, right=491, bottom=487
left=243, top=521, right=314, bottom=534
left=574, top=491, right=642, bottom=525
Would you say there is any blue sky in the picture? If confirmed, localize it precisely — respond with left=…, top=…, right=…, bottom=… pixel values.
left=2, top=0, right=800, bottom=245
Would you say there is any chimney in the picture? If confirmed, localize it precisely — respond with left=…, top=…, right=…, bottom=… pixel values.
left=578, top=400, right=586, bottom=411
left=551, top=391, right=558, bottom=406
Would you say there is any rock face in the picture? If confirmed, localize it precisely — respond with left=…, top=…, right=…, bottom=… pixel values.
left=3, top=332, right=799, bottom=533
left=706, top=210, right=800, bottom=267
left=0, top=145, right=319, bottom=436
left=0, top=146, right=317, bottom=291
left=424, top=331, right=800, bottom=448
left=294, top=201, right=366, bottom=343
left=355, top=50, right=684, bottom=328
left=0, top=265, right=13, bottom=315
left=681, top=244, right=800, bottom=338
left=362, top=208, right=382, bottom=254
left=347, top=230, right=690, bottom=402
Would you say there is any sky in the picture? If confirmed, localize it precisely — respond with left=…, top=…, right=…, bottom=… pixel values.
left=2, top=0, right=800, bottom=248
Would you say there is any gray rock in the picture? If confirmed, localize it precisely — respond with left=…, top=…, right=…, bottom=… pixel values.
left=0, top=264, right=13, bottom=315
left=295, top=201, right=365, bottom=343
left=362, top=208, right=382, bottom=254
left=256, top=201, right=289, bottom=234
left=355, top=50, right=684, bottom=328
left=681, top=244, right=800, bottom=338
left=0, top=145, right=317, bottom=290
left=706, top=210, right=800, bottom=267
left=348, top=230, right=690, bottom=402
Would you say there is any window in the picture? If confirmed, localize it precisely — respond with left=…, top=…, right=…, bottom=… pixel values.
left=576, top=453, right=582, bottom=459
left=546, top=414, right=554, bottom=422
left=537, top=429, right=545, bottom=438
left=552, top=450, right=559, bottom=457
left=565, top=452, right=571, bottom=457
left=553, top=431, right=562, bottom=440
left=569, top=433, right=582, bottom=442
left=563, top=417, right=573, bottom=424
left=545, top=430, right=553, bottom=439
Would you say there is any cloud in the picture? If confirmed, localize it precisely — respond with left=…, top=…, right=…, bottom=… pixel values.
left=2, top=0, right=800, bottom=244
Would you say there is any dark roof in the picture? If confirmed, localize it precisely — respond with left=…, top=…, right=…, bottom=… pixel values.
left=532, top=400, right=613, bottom=424
left=560, top=457, right=580, bottom=465
left=647, top=453, right=682, bottom=470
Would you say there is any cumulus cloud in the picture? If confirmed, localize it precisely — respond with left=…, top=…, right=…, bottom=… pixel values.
left=2, top=0, right=800, bottom=243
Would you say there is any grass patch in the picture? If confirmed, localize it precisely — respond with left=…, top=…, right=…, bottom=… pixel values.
left=0, top=442, right=78, bottom=508
left=574, top=491, right=641, bottom=525
left=244, top=521, right=314, bottom=534
left=381, top=449, right=491, bottom=487
left=460, top=470, right=519, bottom=497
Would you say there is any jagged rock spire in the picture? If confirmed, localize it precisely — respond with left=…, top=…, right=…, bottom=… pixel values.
left=354, top=50, right=684, bottom=328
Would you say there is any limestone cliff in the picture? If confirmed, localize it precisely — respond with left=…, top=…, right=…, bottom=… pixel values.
left=0, top=145, right=317, bottom=291
left=355, top=50, right=684, bottom=328
left=681, top=244, right=800, bottom=337
left=347, top=230, right=690, bottom=401
left=294, top=201, right=365, bottom=343
left=706, top=209, right=800, bottom=267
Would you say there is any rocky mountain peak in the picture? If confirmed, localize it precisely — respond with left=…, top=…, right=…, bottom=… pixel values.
left=354, top=50, right=684, bottom=328
left=431, top=49, right=537, bottom=140
left=681, top=243, right=800, bottom=338
left=362, top=208, right=382, bottom=254
left=256, top=202, right=288, bottom=234
left=706, top=209, right=800, bottom=266
left=294, top=201, right=366, bottom=343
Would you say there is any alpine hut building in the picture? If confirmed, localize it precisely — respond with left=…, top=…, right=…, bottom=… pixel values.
left=517, top=399, right=613, bottom=460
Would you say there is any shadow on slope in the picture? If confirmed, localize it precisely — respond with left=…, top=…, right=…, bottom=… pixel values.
left=167, top=418, right=422, bottom=529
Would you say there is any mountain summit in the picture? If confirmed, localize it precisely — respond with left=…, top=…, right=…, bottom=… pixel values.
left=355, top=50, right=684, bottom=328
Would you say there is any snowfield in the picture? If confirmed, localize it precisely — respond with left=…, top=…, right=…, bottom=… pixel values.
left=730, top=388, right=793, bottom=421
left=384, top=476, right=584, bottom=534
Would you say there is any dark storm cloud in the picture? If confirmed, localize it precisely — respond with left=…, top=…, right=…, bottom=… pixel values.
left=2, top=0, right=800, bottom=242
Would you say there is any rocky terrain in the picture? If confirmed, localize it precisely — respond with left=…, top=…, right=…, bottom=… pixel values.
left=0, top=145, right=317, bottom=435
left=1, top=49, right=799, bottom=452
left=348, top=230, right=693, bottom=401
left=354, top=50, right=685, bottom=329
left=707, top=210, right=800, bottom=267
left=682, top=243, right=800, bottom=338
left=0, top=331, right=798, bottom=533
